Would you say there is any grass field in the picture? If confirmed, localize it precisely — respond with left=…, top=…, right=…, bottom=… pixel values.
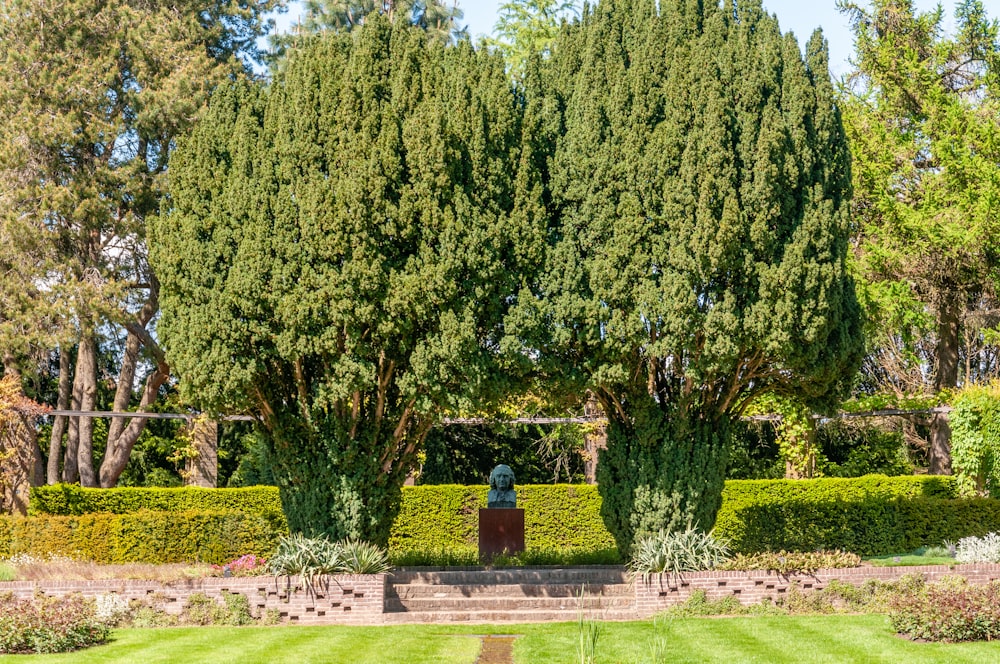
left=3, top=615, right=1000, bottom=664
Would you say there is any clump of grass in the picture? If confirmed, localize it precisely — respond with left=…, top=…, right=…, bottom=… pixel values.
left=629, top=527, right=729, bottom=579
left=866, top=544, right=957, bottom=567
left=0, top=562, right=16, bottom=582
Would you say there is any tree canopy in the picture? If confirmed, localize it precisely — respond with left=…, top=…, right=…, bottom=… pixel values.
left=153, top=16, right=542, bottom=543
left=510, top=0, right=864, bottom=551
left=838, top=0, right=1000, bottom=472
left=0, top=0, right=279, bottom=488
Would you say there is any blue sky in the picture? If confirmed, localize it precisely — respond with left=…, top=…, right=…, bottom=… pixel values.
left=273, top=0, right=987, bottom=78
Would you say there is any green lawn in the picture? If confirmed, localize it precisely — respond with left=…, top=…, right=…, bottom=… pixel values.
left=3, top=616, right=1000, bottom=664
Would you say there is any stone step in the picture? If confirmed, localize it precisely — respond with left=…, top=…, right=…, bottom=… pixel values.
left=388, top=582, right=633, bottom=600
left=390, top=566, right=629, bottom=586
left=385, top=594, right=635, bottom=612
left=381, top=607, right=639, bottom=624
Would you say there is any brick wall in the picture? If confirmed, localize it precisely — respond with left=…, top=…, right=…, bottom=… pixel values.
left=634, top=564, right=1000, bottom=618
left=0, top=574, right=387, bottom=626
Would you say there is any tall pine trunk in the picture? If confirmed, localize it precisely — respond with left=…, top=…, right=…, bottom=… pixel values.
left=74, top=333, right=98, bottom=487
left=47, top=346, right=72, bottom=484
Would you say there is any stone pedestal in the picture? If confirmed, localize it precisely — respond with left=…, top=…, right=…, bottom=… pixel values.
left=478, top=508, right=525, bottom=562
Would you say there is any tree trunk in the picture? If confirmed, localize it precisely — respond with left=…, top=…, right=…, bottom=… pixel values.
left=929, top=411, right=953, bottom=475
left=99, top=281, right=170, bottom=487
left=934, top=291, right=961, bottom=392
left=63, top=340, right=82, bottom=483
left=47, top=346, right=72, bottom=484
left=75, top=334, right=98, bottom=487
left=931, top=291, right=961, bottom=474
left=583, top=394, right=605, bottom=485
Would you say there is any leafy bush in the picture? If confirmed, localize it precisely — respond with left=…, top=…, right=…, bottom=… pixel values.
left=628, top=527, right=729, bottom=578
left=889, top=579, right=1000, bottom=642
left=0, top=510, right=282, bottom=564
left=951, top=383, right=1000, bottom=498
left=182, top=592, right=255, bottom=626
left=0, top=593, right=110, bottom=654
left=720, top=550, right=861, bottom=574
left=213, top=554, right=267, bottom=577
left=955, top=532, right=1000, bottom=563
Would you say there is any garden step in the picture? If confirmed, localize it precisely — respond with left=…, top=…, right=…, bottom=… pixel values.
left=381, top=607, right=639, bottom=624
left=389, top=582, right=633, bottom=600
left=385, top=594, right=634, bottom=612
left=390, top=566, right=629, bottom=586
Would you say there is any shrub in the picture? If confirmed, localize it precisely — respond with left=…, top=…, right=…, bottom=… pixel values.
left=889, top=579, right=1000, bottom=642
left=268, top=534, right=390, bottom=588
left=951, top=382, right=1000, bottom=498
left=628, top=527, right=729, bottom=578
left=29, top=484, right=284, bottom=522
left=213, top=554, right=267, bottom=577
left=0, top=593, right=110, bottom=654
left=720, top=550, right=861, bottom=574
left=955, top=532, right=1000, bottom=563
left=0, top=511, right=282, bottom=564
left=182, top=592, right=255, bottom=626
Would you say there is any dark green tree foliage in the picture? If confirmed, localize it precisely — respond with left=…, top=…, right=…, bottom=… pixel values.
left=515, top=0, right=864, bottom=552
left=153, top=18, right=540, bottom=544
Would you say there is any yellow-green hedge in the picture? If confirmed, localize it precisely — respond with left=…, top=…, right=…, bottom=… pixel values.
left=19, top=475, right=996, bottom=560
left=0, top=510, right=281, bottom=564
left=29, top=485, right=283, bottom=520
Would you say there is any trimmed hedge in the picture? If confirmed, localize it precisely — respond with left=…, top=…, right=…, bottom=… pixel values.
left=29, top=485, right=283, bottom=522
left=388, top=484, right=615, bottom=553
left=0, top=510, right=282, bottom=564
left=18, top=476, right=990, bottom=560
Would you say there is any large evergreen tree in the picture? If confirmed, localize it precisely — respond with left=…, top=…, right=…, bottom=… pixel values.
left=513, top=0, right=863, bottom=552
left=153, top=17, right=541, bottom=544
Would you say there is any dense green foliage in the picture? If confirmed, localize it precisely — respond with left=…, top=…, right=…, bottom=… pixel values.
left=153, top=18, right=540, bottom=544
left=0, top=511, right=281, bottom=564
left=840, top=0, right=1000, bottom=408
left=0, top=594, right=109, bottom=654
left=514, top=0, right=862, bottom=553
left=950, top=382, right=1000, bottom=497
left=0, top=0, right=280, bottom=489
left=388, top=484, right=614, bottom=553
left=24, top=477, right=988, bottom=559
left=28, top=484, right=283, bottom=520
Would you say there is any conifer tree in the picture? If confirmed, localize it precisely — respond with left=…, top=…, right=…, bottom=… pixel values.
left=515, top=0, right=864, bottom=552
left=0, top=0, right=279, bottom=487
left=154, top=17, right=541, bottom=544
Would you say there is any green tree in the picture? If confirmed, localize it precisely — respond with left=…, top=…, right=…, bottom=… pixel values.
left=838, top=0, right=1000, bottom=473
left=486, top=0, right=579, bottom=74
left=153, top=18, right=542, bottom=544
left=293, top=0, right=463, bottom=40
left=513, top=0, right=863, bottom=552
left=0, top=0, right=279, bottom=486
left=0, top=0, right=280, bottom=487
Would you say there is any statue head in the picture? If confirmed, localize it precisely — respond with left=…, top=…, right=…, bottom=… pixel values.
left=489, top=464, right=515, bottom=492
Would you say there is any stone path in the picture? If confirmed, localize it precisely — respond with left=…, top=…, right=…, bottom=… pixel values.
left=473, top=635, right=518, bottom=664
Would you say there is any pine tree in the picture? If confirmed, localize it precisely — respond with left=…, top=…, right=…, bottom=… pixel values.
left=153, top=18, right=542, bottom=544
left=516, top=0, right=864, bottom=552
left=0, top=0, right=279, bottom=487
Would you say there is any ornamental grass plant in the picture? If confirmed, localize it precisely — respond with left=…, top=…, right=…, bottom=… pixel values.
left=628, top=527, right=729, bottom=578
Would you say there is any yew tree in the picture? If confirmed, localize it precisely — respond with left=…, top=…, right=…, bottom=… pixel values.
left=153, top=18, right=541, bottom=543
left=512, top=0, right=864, bottom=552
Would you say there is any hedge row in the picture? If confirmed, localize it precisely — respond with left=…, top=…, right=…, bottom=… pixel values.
left=388, top=484, right=615, bottom=552
left=20, top=476, right=989, bottom=560
left=29, top=485, right=284, bottom=521
left=0, top=510, right=282, bottom=564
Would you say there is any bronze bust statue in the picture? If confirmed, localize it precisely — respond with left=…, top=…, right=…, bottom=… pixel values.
left=487, top=464, right=517, bottom=508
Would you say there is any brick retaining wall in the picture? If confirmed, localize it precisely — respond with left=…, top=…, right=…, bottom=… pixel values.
left=0, top=574, right=387, bottom=625
left=634, top=564, right=1000, bottom=618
